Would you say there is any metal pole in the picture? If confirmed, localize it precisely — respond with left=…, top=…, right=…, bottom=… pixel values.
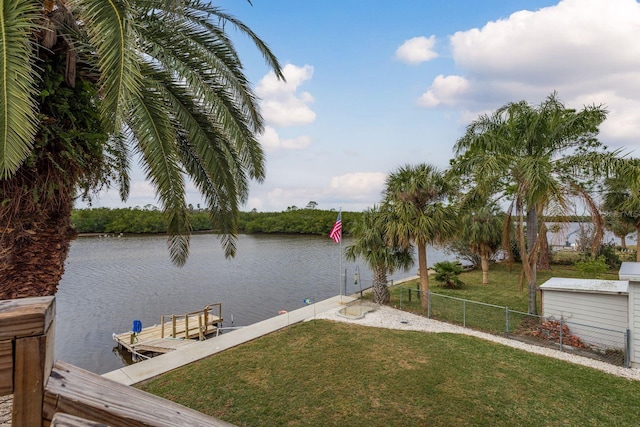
left=343, top=268, right=347, bottom=296
left=427, top=289, right=431, bottom=318
left=626, top=328, right=631, bottom=368
left=463, top=300, right=466, bottom=327
left=505, top=307, right=510, bottom=338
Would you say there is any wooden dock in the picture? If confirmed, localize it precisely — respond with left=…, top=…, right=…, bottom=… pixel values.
left=113, top=303, right=222, bottom=360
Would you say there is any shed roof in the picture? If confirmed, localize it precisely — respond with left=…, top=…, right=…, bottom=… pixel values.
left=619, top=262, right=640, bottom=282
left=539, top=277, right=628, bottom=295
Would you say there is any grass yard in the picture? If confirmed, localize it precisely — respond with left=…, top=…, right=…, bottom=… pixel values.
left=388, top=261, right=621, bottom=313
left=140, top=320, right=640, bottom=427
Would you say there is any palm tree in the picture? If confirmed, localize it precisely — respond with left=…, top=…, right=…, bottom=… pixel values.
left=603, top=168, right=640, bottom=261
left=0, top=0, right=283, bottom=299
left=345, top=206, right=414, bottom=304
left=458, top=205, right=504, bottom=285
left=604, top=213, right=635, bottom=250
left=382, top=164, right=457, bottom=310
left=453, top=92, right=624, bottom=314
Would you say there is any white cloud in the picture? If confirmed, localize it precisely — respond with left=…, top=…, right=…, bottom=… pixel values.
left=418, top=0, right=640, bottom=147
left=418, top=75, right=470, bottom=107
left=255, top=64, right=316, bottom=127
left=258, top=126, right=312, bottom=151
left=395, top=36, right=438, bottom=65
left=328, top=172, right=386, bottom=202
left=244, top=172, right=388, bottom=212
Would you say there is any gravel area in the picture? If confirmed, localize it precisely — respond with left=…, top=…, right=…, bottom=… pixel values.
left=313, top=303, right=640, bottom=381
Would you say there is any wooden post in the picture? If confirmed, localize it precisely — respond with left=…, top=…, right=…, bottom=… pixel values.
left=160, top=315, right=165, bottom=338
left=185, top=314, right=189, bottom=339
left=171, top=315, right=176, bottom=338
left=203, top=306, right=209, bottom=335
left=0, top=296, right=55, bottom=427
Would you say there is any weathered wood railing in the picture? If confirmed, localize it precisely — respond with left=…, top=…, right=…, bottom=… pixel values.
left=0, top=296, right=233, bottom=426
left=161, top=302, right=222, bottom=340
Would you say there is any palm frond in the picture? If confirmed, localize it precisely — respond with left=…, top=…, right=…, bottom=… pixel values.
left=0, top=0, right=39, bottom=178
left=137, top=8, right=266, bottom=180
left=128, top=83, right=190, bottom=265
left=77, top=0, right=143, bottom=134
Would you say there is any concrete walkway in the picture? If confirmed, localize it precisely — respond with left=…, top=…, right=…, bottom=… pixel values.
left=103, top=295, right=357, bottom=386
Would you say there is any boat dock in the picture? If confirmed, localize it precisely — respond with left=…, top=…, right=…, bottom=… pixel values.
left=113, top=303, right=222, bottom=360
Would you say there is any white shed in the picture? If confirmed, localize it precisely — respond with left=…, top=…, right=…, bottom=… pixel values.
left=540, top=277, right=628, bottom=350
left=619, top=262, right=640, bottom=368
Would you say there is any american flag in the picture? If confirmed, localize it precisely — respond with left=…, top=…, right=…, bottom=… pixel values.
left=329, top=212, right=342, bottom=243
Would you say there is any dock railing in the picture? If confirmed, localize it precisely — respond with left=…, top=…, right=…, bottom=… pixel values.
left=160, top=302, right=222, bottom=340
left=1, top=296, right=233, bottom=426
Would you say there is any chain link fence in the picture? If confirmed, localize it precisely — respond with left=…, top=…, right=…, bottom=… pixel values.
left=392, top=285, right=629, bottom=367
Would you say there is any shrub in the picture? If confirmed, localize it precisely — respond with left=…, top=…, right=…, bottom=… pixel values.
left=598, top=244, right=622, bottom=269
left=433, top=261, right=465, bottom=289
left=574, top=256, right=609, bottom=278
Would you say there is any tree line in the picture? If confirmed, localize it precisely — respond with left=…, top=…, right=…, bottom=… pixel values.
left=72, top=207, right=362, bottom=236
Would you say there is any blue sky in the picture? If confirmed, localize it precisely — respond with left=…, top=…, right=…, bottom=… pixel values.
left=84, top=0, right=640, bottom=212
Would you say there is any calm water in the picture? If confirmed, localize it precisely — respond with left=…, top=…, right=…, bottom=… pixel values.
left=55, top=233, right=451, bottom=374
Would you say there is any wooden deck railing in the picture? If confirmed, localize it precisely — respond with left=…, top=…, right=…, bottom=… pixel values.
left=161, top=302, right=222, bottom=340
left=0, top=296, right=233, bottom=426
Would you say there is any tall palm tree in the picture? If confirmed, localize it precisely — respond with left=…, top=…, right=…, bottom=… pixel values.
left=0, top=0, right=283, bottom=299
left=453, top=92, right=624, bottom=314
left=382, top=164, right=457, bottom=310
left=345, top=206, right=414, bottom=304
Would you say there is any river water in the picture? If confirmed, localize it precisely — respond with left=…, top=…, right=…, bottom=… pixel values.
left=55, top=233, right=451, bottom=374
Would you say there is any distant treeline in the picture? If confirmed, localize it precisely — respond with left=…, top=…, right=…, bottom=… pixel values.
left=71, top=207, right=590, bottom=236
left=71, top=207, right=361, bottom=236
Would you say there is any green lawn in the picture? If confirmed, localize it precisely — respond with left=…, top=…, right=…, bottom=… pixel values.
left=389, top=261, right=620, bottom=313
left=140, top=261, right=640, bottom=426
left=140, top=320, right=640, bottom=427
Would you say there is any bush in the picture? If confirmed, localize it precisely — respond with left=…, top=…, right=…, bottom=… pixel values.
left=433, top=261, right=465, bottom=289
left=574, top=256, right=609, bottom=278
left=598, top=244, right=622, bottom=269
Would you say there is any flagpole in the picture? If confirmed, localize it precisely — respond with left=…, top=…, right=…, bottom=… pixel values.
left=339, top=215, right=343, bottom=303
left=329, top=208, right=343, bottom=303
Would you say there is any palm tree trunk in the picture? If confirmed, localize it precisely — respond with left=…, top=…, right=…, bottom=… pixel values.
left=372, top=268, right=390, bottom=304
left=620, top=235, right=627, bottom=249
left=0, top=166, right=77, bottom=299
left=418, top=243, right=429, bottom=310
left=537, top=221, right=551, bottom=270
left=481, top=254, right=489, bottom=285
left=524, top=206, right=538, bottom=315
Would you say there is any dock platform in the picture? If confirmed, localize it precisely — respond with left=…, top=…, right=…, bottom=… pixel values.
left=113, top=303, right=222, bottom=360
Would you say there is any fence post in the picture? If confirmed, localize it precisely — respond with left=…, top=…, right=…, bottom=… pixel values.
left=408, top=289, right=411, bottom=302
left=399, top=287, right=403, bottom=310
left=559, top=319, right=564, bottom=352
left=626, top=328, right=631, bottom=369
left=427, top=289, right=431, bottom=318
left=463, top=300, right=466, bottom=327
left=505, top=307, right=510, bottom=338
